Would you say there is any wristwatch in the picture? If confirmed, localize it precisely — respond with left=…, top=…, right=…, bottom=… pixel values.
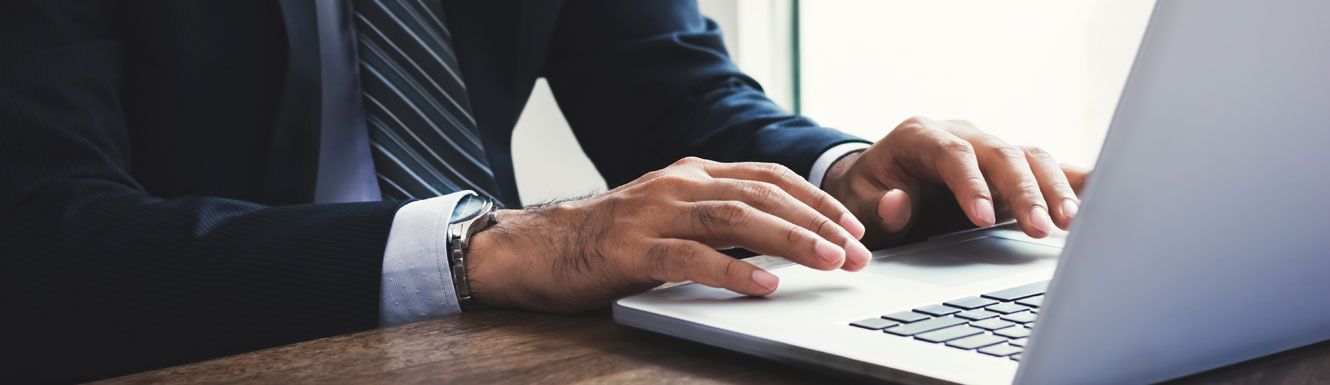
left=446, top=194, right=499, bottom=312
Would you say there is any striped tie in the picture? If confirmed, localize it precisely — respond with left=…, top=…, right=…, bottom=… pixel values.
left=354, top=0, right=503, bottom=203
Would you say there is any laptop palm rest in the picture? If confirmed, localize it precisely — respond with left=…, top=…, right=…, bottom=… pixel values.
left=873, top=235, right=1061, bottom=287
left=614, top=229, right=1062, bottom=385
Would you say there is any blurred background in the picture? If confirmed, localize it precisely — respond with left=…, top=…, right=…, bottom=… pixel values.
left=510, top=0, right=1156, bottom=205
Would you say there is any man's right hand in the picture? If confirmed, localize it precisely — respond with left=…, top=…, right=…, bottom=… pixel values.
left=465, top=157, right=872, bottom=313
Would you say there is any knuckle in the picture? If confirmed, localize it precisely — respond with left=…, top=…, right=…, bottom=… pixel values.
left=645, top=243, right=690, bottom=282
left=993, top=144, right=1027, bottom=161
left=1049, top=180, right=1076, bottom=195
left=1022, top=145, right=1054, bottom=161
left=673, top=156, right=705, bottom=167
left=742, top=181, right=781, bottom=203
left=672, top=244, right=700, bottom=266
left=722, top=259, right=742, bottom=280
left=1017, top=179, right=1045, bottom=200
left=713, top=201, right=751, bottom=223
left=694, top=201, right=750, bottom=230
left=811, top=216, right=836, bottom=238
left=783, top=223, right=806, bottom=245
left=897, top=116, right=931, bottom=134
left=938, top=138, right=975, bottom=156
left=759, top=162, right=797, bottom=180
left=643, top=243, right=673, bottom=277
left=959, top=173, right=991, bottom=195
left=812, top=190, right=833, bottom=212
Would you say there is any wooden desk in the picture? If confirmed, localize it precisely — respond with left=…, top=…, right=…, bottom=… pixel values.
left=102, top=257, right=1330, bottom=384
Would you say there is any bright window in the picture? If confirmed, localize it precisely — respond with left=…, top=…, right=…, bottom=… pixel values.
left=798, top=0, right=1155, bottom=166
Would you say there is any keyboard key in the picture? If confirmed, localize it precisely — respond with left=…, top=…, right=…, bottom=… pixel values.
left=915, top=325, right=984, bottom=343
left=882, top=311, right=930, bottom=323
left=981, top=281, right=1049, bottom=301
left=1010, top=353, right=1023, bottom=361
left=979, top=344, right=1024, bottom=357
left=970, top=318, right=1017, bottom=331
left=884, top=316, right=968, bottom=336
left=1026, top=322, right=1035, bottom=329
left=1002, top=311, right=1038, bottom=324
left=995, top=327, right=1031, bottom=339
left=850, top=318, right=899, bottom=330
left=1016, top=295, right=1044, bottom=308
left=1010, top=337, right=1029, bottom=347
left=914, top=304, right=962, bottom=317
left=946, top=334, right=1007, bottom=350
left=956, top=309, right=1000, bottom=321
left=985, top=302, right=1029, bottom=314
left=943, top=296, right=999, bottom=310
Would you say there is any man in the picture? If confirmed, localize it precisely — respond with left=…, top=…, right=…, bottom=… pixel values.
left=0, top=0, right=1087, bottom=382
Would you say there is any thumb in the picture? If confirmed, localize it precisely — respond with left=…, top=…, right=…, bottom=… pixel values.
left=877, top=189, right=912, bottom=233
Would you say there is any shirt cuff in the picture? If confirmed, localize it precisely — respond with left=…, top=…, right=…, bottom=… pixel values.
left=379, top=191, right=473, bottom=327
left=808, top=142, right=871, bottom=188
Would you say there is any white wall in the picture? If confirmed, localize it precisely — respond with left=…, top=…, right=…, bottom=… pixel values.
left=510, top=0, right=790, bottom=205
left=800, top=0, right=1156, bottom=167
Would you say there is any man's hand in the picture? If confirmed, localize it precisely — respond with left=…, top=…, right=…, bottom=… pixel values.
left=821, top=116, right=1090, bottom=247
left=464, top=157, right=872, bottom=313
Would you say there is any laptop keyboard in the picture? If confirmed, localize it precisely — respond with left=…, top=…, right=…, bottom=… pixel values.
left=848, top=281, right=1048, bottom=361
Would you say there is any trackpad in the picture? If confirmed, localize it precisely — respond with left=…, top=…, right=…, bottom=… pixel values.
left=870, top=236, right=1061, bottom=286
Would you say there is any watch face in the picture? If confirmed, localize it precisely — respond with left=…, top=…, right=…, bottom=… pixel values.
left=451, top=195, right=490, bottom=223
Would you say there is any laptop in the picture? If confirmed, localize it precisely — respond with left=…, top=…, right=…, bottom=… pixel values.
left=612, top=1, right=1330, bottom=383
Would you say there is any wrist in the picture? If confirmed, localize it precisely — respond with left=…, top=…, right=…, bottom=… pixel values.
left=466, top=203, right=582, bottom=310
left=465, top=209, right=525, bottom=309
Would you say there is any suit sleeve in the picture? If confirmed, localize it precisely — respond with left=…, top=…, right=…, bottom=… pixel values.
left=0, top=2, right=398, bottom=382
left=542, top=0, right=870, bottom=187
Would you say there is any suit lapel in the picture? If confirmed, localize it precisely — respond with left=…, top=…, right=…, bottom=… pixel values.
left=516, top=0, right=564, bottom=86
left=264, top=0, right=324, bottom=205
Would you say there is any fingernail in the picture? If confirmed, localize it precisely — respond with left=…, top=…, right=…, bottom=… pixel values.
left=839, top=213, right=866, bottom=240
left=1060, top=199, right=1079, bottom=220
left=973, top=198, right=997, bottom=226
left=844, top=238, right=872, bottom=270
left=815, top=238, right=845, bottom=266
left=1030, top=206, right=1054, bottom=235
left=751, top=270, right=779, bottom=291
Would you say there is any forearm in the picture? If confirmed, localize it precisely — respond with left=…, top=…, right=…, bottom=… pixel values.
left=544, top=0, right=866, bottom=186
left=6, top=183, right=401, bottom=382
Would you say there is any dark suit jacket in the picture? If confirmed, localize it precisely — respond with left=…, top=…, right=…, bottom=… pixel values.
left=0, top=0, right=864, bottom=382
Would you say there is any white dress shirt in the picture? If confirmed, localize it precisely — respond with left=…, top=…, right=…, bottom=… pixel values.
left=313, top=0, right=871, bottom=327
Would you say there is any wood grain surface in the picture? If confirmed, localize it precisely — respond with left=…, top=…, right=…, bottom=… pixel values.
left=100, top=256, right=1330, bottom=384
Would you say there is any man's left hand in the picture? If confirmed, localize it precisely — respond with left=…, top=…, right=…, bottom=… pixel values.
left=821, top=116, right=1091, bottom=247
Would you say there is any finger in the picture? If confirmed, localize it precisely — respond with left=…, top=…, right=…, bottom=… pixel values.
left=1022, top=146, right=1079, bottom=229
left=1061, top=163, right=1091, bottom=195
left=641, top=239, right=778, bottom=296
left=670, top=201, right=846, bottom=271
left=877, top=188, right=912, bottom=234
left=696, top=179, right=870, bottom=271
left=907, top=128, right=997, bottom=228
left=697, top=160, right=866, bottom=240
left=958, top=133, right=1054, bottom=238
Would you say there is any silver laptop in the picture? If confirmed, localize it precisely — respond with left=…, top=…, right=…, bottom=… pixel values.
left=613, top=1, right=1330, bottom=383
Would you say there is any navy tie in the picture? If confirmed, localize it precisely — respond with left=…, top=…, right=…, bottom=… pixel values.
left=354, top=0, right=502, bottom=203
